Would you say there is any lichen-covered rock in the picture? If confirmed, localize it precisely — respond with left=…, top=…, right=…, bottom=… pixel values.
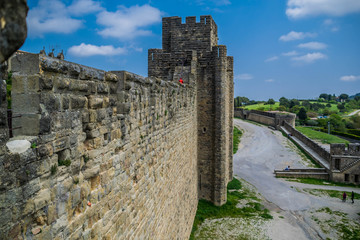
left=0, top=0, right=28, bottom=63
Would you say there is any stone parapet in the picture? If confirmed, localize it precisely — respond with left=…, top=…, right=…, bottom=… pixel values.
left=0, top=51, right=198, bottom=239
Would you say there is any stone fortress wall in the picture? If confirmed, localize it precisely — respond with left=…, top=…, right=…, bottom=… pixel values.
left=234, top=108, right=296, bottom=128
left=0, top=15, right=233, bottom=239
left=330, top=144, right=360, bottom=184
left=283, top=122, right=360, bottom=185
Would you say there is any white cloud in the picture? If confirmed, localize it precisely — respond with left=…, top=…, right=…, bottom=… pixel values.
left=235, top=74, right=253, bottom=80
left=298, top=42, right=327, bottom=50
left=265, top=79, right=274, bottom=83
left=282, top=51, right=299, bottom=56
left=68, top=0, right=103, bottom=16
left=68, top=43, right=127, bottom=57
left=27, top=0, right=103, bottom=37
left=279, top=31, right=316, bottom=41
left=96, top=5, right=162, bottom=40
left=265, top=56, right=279, bottom=62
left=292, top=52, right=327, bottom=63
left=323, top=19, right=334, bottom=26
left=286, top=0, right=360, bottom=19
left=323, top=19, right=340, bottom=32
left=196, top=0, right=231, bottom=6
left=340, top=75, right=360, bottom=82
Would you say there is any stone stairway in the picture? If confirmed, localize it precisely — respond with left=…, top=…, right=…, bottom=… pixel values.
left=340, top=158, right=360, bottom=172
left=274, top=168, right=329, bottom=180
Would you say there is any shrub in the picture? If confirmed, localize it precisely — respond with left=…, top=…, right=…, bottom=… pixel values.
left=50, top=165, right=57, bottom=175
left=347, top=129, right=360, bottom=137
left=58, top=159, right=71, bottom=167
left=306, top=119, right=318, bottom=126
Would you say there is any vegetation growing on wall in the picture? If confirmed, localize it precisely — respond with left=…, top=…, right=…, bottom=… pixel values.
left=233, top=126, right=242, bottom=154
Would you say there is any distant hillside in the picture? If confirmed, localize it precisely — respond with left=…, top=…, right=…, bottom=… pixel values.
left=349, top=93, right=360, bottom=99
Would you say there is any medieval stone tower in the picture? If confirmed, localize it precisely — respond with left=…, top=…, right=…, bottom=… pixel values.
left=149, top=15, right=234, bottom=206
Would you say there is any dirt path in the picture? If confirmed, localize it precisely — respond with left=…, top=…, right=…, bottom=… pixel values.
left=346, top=109, right=360, bottom=116
left=231, top=119, right=360, bottom=240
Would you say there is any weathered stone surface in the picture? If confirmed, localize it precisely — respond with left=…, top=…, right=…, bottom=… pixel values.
left=0, top=0, right=28, bottom=63
left=0, top=15, right=234, bottom=240
left=6, top=139, right=30, bottom=153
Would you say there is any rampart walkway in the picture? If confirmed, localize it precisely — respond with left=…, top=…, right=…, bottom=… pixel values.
left=280, top=126, right=330, bottom=169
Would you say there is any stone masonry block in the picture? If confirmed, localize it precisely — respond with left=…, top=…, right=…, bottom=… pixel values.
left=105, top=72, right=118, bottom=82
left=12, top=114, right=40, bottom=136
left=70, top=96, right=87, bottom=109
left=88, top=96, right=103, bottom=109
left=9, top=53, right=40, bottom=75
left=25, top=75, right=40, bottom=92
left=69, top=79, right=89, bottom=92
left=11, top=75, right=26, bottom=94
left=12, top=93, right=40, bottom=113
left=39, top=77, right=54, bottom=90
left=40, top=93, right=61, bottom=112
left=53, top=137, right=69, bottom=153
left=96, top=82, right=109, bottom=94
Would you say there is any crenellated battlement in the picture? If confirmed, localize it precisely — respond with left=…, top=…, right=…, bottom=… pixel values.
left=331, top=143, right=360, bottom=156
left=161, top=15, right=218, bottom=53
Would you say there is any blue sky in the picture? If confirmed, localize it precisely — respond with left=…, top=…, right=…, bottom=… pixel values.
left=23, top=0, right=360, bottom=100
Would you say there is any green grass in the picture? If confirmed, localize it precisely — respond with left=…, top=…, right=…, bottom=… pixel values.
left=227, top=177, right=242, bottom=190
left=285, top=178, right=360, bottom=188
left=189, top=178, right=272, bottom=240
left=233, top=126, right=242, bottom=154
left=296, top=126, right=349, bottom=144
left=243, top=102, right=280, bottom=111
left=304, top=189, right=360, bottom=200
left=305, top=101, right=338, bottom=112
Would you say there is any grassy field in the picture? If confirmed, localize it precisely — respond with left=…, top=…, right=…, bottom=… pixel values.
left=241, top=101, right=339, bottom=113
left=296, top=127, right=349, bottom=144
left=242, top=102, right=280, bottom=111
left=306, top=101, right=338, bottom=112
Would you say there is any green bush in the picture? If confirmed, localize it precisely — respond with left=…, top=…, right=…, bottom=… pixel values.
left=347, top=129, right=360, bottom=137
left=332, top=130, right=360, bottom=140
left=306, top=119, right=318, bottom=126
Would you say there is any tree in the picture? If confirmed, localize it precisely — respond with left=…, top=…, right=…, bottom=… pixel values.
left=339, top=93, right=349, bottom=101
left=267, top=98, right=275, bottom=105
left=319, top=93, right=329, bottom=101
left=297, top=108, right=307, bottom=124
left=301, top=100, right=310, bottom=109
left=329, top=114, right=346, bottom=132
left=279, top=97, right=290, bottom=108
left=337, top=103, right=345, bottom=112
left=289, top=99, right=300, bottom=109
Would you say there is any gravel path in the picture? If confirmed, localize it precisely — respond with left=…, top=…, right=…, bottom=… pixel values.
left=232, top=119, right=360, bottom=240
left=346, top=109, right=360, bottom=116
